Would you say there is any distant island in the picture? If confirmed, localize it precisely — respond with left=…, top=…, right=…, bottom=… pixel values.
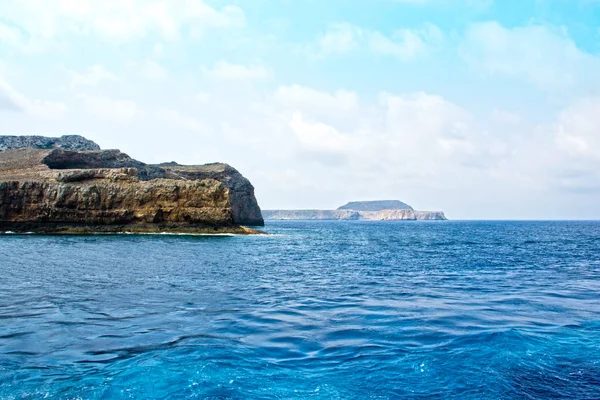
left=0, top=135, right=264, bottom=234
left=263, top=200, right=447, bottom=221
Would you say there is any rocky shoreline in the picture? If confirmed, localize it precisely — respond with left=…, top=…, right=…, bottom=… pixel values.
left=0, top=135, right=264, bottom=234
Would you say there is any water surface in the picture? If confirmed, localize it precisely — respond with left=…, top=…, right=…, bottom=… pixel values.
left=1, top=221, right=599, bottom=399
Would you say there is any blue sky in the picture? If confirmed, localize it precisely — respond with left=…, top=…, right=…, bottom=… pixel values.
left=1, top=0, right=599, bottom=218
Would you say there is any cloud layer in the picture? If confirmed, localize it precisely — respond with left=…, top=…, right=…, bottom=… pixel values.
left=1, top=0, right=600, bottom=218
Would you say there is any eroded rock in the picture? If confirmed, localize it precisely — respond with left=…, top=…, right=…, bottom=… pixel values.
left=0, top=136, right=264, bottom=233
left=0, top=135, right=100, bottom=151
left=263, top=201, right=447, bottom=221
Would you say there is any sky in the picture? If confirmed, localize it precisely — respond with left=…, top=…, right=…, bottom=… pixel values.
left=0, top=0, right=599, bottom=219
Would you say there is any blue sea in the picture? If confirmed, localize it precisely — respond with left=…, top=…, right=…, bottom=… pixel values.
left=1, top=221, right=599, bottom=399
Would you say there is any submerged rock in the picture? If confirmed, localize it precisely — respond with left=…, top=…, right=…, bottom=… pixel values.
left=0, top=136, right=264, bottom=234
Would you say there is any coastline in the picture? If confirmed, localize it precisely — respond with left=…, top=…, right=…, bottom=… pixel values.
left=0, top=223, right=265, bottom=235
left=262, top=209, right=447, bottom=221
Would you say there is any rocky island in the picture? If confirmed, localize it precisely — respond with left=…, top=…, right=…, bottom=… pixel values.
left=0, top=135, right=264, bottom=234
left=262, top=200, right=446, bottom=221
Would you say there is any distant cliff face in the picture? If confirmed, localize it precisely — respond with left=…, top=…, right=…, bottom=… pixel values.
left=360, top=210, right=447, bottom=221
left=263, top=200, right=447, bottom=221
left=262, top=209, right=447, bottom=221
left=261, top=210, right=362, bottom=221
left=337, top=200, right=413, bottom=211
left=0, top=136, right=264, bottom=233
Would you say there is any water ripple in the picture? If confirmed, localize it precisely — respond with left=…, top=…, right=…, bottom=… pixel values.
left=1, top=221, right=600, bottom=399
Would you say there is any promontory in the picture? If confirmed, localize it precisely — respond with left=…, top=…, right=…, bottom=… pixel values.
left=262, top=200, right=446, bottom=221
left=0, top=135, right=264, bottom=234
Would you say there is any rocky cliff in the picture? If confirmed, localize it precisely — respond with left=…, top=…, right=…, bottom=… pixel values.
left=337, top=200, right=413, bottom=211
left=262, top=210, right=362, bottom=221
left=0, top=136, right=264, bottom=234
left=263, top=201, right=447, bottom=221
left=0, top=135, right=100, bottom=151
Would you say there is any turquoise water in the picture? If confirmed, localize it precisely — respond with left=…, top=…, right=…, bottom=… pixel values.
left=1, top=221, right=599, bottom=399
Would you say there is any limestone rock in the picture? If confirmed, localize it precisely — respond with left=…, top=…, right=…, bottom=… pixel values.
left=0, top=135, right=100, bottom=151
left=261, top=210, right=361, bottom=220
left=337, top=200, right=413, bottom=211
left=158, top=163, right=264, bottom=226
left=0, top=136, right=264, bottom=233
left=263, top=200, right=447, bottom=221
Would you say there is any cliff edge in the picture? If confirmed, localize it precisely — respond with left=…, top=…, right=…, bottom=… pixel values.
left=263, top=201, right=446, bottom=221
left=0, top=135, right=100, bottom=151
left=337, top=200, right=413, bottom=211
left=0, top=136, right=264, bottom=234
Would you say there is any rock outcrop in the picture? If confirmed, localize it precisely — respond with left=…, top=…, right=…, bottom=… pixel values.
left=263, top=201, right=447, bottom=221
left=262, top=210, right=362, bottom=221
left=0, top=136, right=264, bottom=234
left=0, top=135, right=100, bottom=151
left=337, top=200, right=413, bottom=211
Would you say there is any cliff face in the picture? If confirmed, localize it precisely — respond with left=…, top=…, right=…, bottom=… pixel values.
left=0, top=137, right=264, bottom=234
left=261, top=210, right=362, bottom=221
left=263, top=200, right=447, bottom=221
left=262, top=209, right=446, bottom=221
left=337, top=200, right=413, bottom=211
left=0, top=135, right=100, bottom=151
left=158, top=163, right=263, bottom=227
left=359, top=210, right=447, bottom=220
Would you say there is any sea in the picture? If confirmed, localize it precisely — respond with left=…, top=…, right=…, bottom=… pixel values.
left=0, top=221, right=599, bottom=399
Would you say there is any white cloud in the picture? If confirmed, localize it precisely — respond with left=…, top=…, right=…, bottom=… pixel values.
left=201, top=61, right=269, bottom=81
left=256, top=85, right=600, bottom=215
left=380, top=92, right=471, bottom=141
left=549, top=98, right=600, bottom=194
left=0, top=81, right=20, bottom=111
left=69, top=65, right=119, bottom=87
left=160, top=109, right=206, bottom=132
left=461, top=21, right=600, bottom=91
left=274, top=85, right=359, bottom=118
left=288, top=111, right=351, bottom=153
left=374, top=92, right=478, bottom=174
left=0, top=22, right=23, bottom=46
left=79, top=94, right=138, bottom=120
left=555, top=97, right=600, bottom=160
left=195, top=91, right=212, bottom=105
left=4, top=68, right=598, bottom=217
left=316, top=22, right=443, bottom=60
left=492, top=108, right=521, bottom=125
left=250, top=86, right=527, bottom=213
left=142, top=60, right=167, bottom=80
left=317, top=24, right=358, bottom=55
left=152, top=42, right=164, bottom=57
left=0, top=0, right=245, bottom=44
left=273, top=87, right=480, bottom=174
left=0, top=79, right=67, bottom=118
